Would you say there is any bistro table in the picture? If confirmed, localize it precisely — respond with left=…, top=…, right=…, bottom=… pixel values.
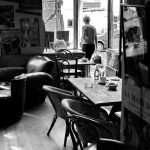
left=68, top=76, right=122, bottom=119
left=58, top=58, right=95, bottom=77
left=68, top=76, right=122, bottom=106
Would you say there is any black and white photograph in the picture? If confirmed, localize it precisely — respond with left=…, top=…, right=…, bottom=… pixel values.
left=0, top=0, right=150, bottom=150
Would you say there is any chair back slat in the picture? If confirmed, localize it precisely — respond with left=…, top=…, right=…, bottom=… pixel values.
left=61, top=59, right=71, bottom=79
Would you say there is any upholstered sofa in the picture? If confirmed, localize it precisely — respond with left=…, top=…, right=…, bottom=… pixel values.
left=0, top=55, right=54, bottom=108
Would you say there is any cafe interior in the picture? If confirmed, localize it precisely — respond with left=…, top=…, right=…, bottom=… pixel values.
left=0, top=0, right=149, bottom=150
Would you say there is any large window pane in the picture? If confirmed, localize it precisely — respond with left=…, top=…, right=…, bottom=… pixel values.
left=112, top=0, right=120, bottom=50
left=61, top=0, right=73, bottom=48
left=42, top=0, right=73, bottom=49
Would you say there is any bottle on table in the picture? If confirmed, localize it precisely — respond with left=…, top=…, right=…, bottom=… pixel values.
left=94, top=65, right=100, bottom=81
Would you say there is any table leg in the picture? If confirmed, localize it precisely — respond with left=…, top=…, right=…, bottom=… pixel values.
left=108, top=103, right=121, bottom=125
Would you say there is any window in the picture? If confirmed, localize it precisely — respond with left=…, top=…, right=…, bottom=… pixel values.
left=79, top=0, right=108, bottom=51
left=112, top=0, right=120, bottom=50
left=42, top=0, right=74, bottom=49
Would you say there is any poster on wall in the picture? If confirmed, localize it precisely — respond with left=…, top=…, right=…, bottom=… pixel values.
left=42, top=1, right=56, bottom=31
left=42, top=0, right=64, bottom=32
left=19, top=18, right=40, bottom=48
left=0, top=6, right=14, bottom=30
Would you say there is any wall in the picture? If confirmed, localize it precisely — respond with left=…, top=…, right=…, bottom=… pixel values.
left=120, top=1, right=150, bottom=148
left=0, top=1, right=45, bottom=54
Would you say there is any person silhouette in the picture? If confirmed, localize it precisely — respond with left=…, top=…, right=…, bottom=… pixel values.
left=81, top=15, right=97, bottom=60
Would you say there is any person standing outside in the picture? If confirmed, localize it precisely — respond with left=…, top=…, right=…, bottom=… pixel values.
left=81, top=15, right=97, bottom=60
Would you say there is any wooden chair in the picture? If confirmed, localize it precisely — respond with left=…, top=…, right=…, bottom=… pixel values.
left=61, top=98, right=120, bottom=150
left=42, top=85, right=77, bottom=148
left=56, top=57, right=81, bottom=89
left=55, top=50, right=82, bottom=89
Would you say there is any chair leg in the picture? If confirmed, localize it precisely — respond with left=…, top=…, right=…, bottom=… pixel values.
left=72, top=122, right=84, bottom=150
left=47, top=113, right=58, bottom=136
left=65, top=119, right=78, bottom=150
left=64, top=122, right=69, bottom=147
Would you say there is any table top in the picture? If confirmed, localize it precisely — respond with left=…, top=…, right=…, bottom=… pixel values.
left=68, top=77, right=122, bottom=106
left=58, top=58, right=95, bottom=66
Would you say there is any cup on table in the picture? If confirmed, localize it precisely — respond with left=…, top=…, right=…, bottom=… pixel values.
left=100, top=76, right=106, bottom=84
left=106, top=82, right=118, bottom=91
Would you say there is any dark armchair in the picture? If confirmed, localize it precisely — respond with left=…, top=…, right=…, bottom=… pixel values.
left=20, top=56, right=54, bottom=106
left=0, top=55, right=54, bottom=107
left=0, top=76, right=26, bottom=127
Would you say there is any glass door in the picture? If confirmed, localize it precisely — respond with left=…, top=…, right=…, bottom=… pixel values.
left=78, top=0, right=108, bottom=51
